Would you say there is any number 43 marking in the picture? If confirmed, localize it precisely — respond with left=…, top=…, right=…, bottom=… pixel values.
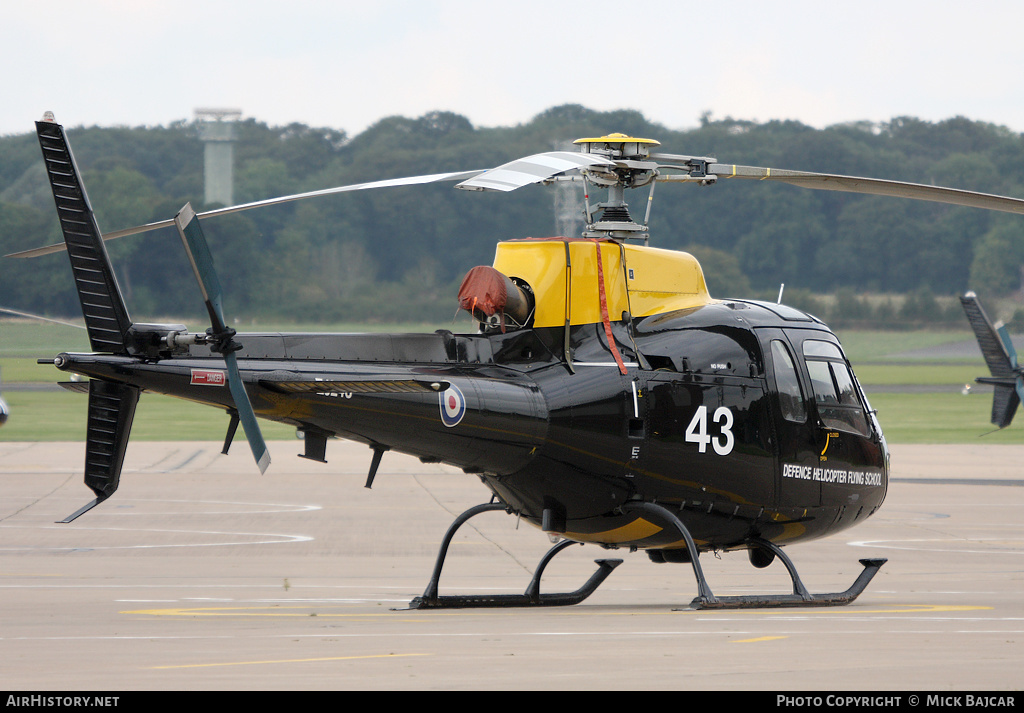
left=685, top=406, right=735, bottom=455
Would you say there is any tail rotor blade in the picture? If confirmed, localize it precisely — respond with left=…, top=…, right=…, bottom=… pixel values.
left=175, top=203, right=228, bottom=333
left=224, top=350, right=271, bottom=474
left=174, top=203, right=271, bottom=474
left=996, top=323, right=1019, bottom=371
left=1001, top=324, right=1024, bottom=406
left=994, top=323, right=1024, bottom=406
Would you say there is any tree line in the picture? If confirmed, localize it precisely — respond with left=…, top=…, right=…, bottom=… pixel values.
left=1, top=105, right=1023, bottom=324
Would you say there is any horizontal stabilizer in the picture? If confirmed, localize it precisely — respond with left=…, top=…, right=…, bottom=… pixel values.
left=58, top=381, right=90, bottom=394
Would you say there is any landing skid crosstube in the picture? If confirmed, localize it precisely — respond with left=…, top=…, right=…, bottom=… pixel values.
left=621, top=502, right=887, bottom=610
left=408, top=503, right=622, bottom=609
left=407, top=501, right=886, bottom=610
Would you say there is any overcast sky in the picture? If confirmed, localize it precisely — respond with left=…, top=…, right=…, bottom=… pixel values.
left=3, top=0, right=1023, bottom=138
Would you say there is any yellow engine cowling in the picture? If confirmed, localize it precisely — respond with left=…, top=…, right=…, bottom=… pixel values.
left=489, top=239, right=711, bottom=329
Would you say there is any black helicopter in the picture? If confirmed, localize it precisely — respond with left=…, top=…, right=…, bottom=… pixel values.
left=961, top=292, right=1024, bottom=429
left=13, top=115, right=1024, bottom=610
left=0, top=306, right=85, bottom=428
left=0, top=368, right=7, bottom=427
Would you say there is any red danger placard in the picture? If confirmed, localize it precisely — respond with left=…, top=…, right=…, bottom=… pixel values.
left=190, top=369, right=226, bottom=386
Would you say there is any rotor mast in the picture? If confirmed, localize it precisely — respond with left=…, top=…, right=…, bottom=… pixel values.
left=573, top=133, right=661, bottom=243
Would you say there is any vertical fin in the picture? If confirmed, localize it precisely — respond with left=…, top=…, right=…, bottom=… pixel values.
left=36, top=116, right=132, bottom=354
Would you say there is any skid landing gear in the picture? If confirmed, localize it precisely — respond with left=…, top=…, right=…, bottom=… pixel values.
left=408, top=502, right=622, bottom=609
left=622, top=501, right=887, bottom=610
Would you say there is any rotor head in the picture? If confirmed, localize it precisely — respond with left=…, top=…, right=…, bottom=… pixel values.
left=573, top=133, right=661, bottom=160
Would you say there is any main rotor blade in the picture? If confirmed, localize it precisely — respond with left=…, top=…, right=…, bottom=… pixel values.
left=456, top=151, right=615, bottom=192
left=0, top=306, right=86, bottom=329
left=706, top=163, right=1024, bottom=215
left=174, top=203, right=270, bottom=474
left=6, top=168, right=487, bottom=259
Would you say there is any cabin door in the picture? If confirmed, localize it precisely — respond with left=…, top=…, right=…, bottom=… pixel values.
left=760, top=329, right=822, bottom=508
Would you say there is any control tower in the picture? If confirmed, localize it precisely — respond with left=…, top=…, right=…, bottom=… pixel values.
left=195, top=108, right=242, bottom=206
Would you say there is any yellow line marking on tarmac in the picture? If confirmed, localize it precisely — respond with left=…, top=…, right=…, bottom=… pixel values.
left=152, top=653, right=430, bottom=669
left=126, top=605, right=370, bottom=617
left=732, top=636, right=788, bottom=643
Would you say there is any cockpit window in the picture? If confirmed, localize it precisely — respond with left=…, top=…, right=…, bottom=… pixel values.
left=640, top=327, right=762, bottom=375
left=803, top=340, right=844, bottom=359
left=682, top=329, right=758, bottom=375
left=831, top=362, right=861, bottom=407
left=807, top=360, right=839, bottom=404
left=771, top=340, right=806, bottom=422
left=802, top=340, right=869, bottom=436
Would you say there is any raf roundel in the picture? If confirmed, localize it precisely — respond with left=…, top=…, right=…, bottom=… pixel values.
left=439, top=384, right=466, bottom=427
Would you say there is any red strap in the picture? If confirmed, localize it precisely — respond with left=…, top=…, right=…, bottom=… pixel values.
left=591, top=240, right=628, bottom=375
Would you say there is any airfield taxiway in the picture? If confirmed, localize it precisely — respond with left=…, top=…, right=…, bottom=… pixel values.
left=1, top=439, right=1021, bottom=691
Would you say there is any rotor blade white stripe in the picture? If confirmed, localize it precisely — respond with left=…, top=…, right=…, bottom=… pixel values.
left=457, top=151, right=614, bottom=191
left=524, top=152, right=612, bottom=170
left=459, top=168, right=548, bottom=191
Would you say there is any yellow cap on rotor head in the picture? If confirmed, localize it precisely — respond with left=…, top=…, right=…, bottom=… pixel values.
left=573, top=133, right=660, bottom=146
